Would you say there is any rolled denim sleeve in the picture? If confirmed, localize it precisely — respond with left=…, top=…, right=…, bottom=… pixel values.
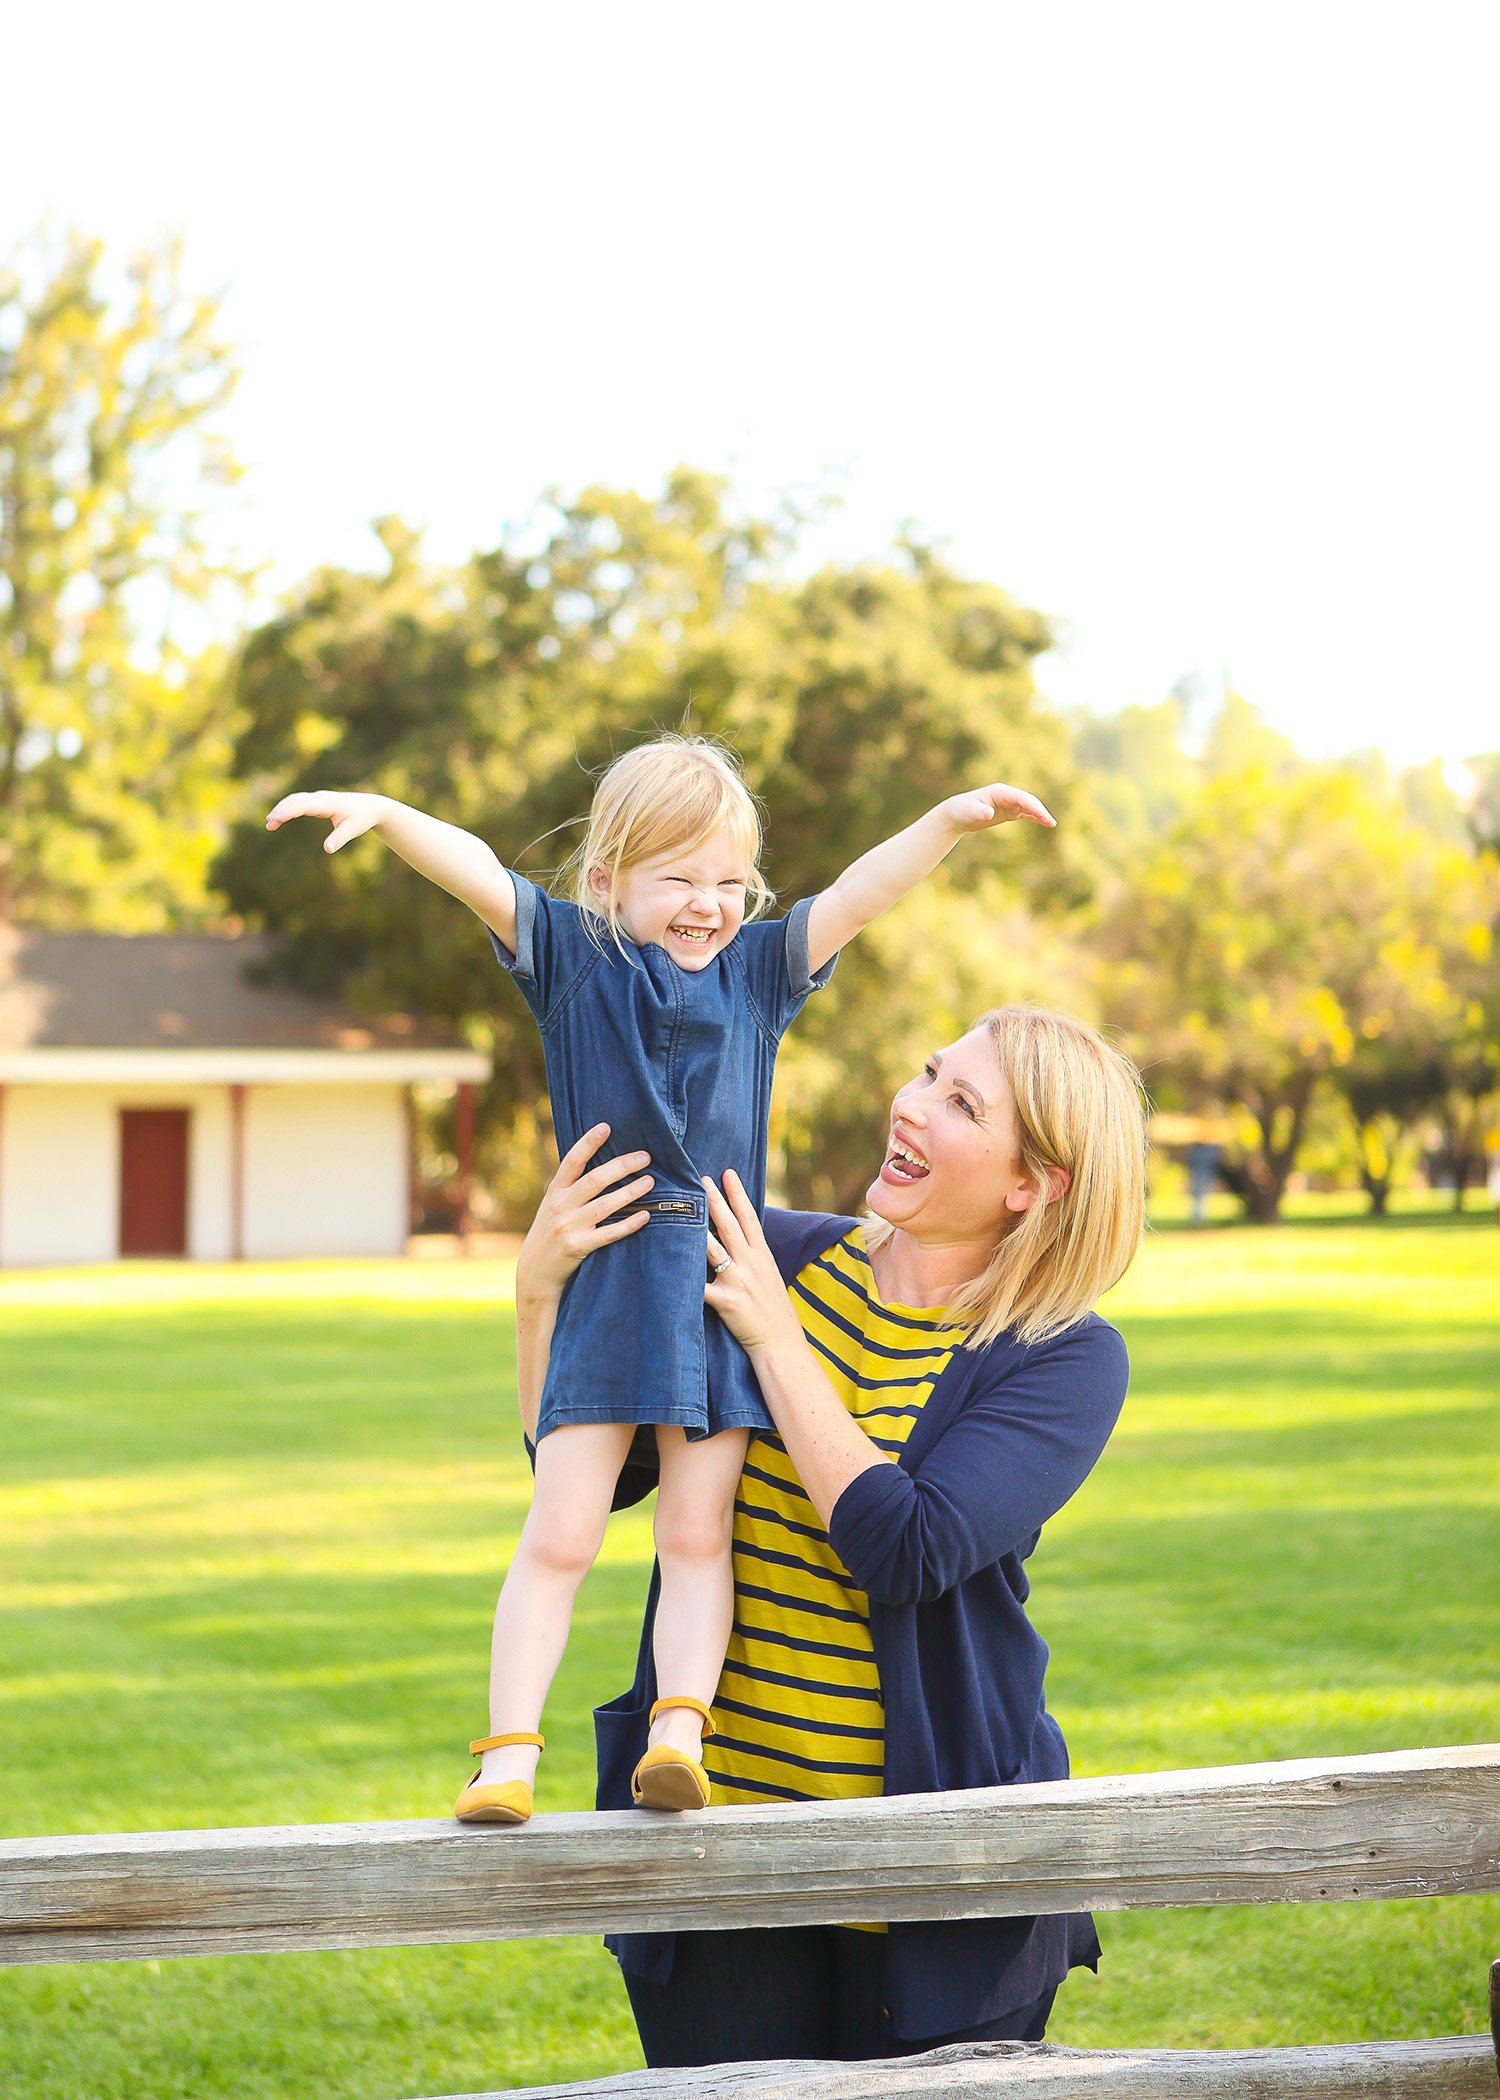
left=736, top=894, right=840, bottom=1038
left=826, top=1321, right=1129, bottom=1606
left=488, top=870, right=595, bottom=1026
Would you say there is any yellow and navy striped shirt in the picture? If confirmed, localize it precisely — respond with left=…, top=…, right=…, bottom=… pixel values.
left=707, top=1229, right=961, bottom=1816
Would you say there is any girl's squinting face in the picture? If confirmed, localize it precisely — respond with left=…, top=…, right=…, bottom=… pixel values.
left=869, top=1030, right=1034, bottom=1241
left=590, top=827, right=751, bottom=970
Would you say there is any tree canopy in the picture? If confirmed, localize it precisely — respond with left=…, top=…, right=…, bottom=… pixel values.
left=1096, top=758, right=1497, bottom=1217
left=0, top=229, right=248, bottom=928
left=6, top=226, right=1494, bottom=1223
left=216, top=472, right=1085, bottom=1211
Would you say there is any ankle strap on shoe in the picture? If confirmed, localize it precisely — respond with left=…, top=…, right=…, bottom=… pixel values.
left=648, top=1695, right=715, bottom=1738
left=469, top=1731, right=545, bottom=1754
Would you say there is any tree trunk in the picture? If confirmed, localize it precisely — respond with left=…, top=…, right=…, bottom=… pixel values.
left=1240, top=1078, right=1314, bottom=1224
left=1243, top=1176, right=1285, bottom=1224
left=1362, top=1169, right=1391, bottom=1217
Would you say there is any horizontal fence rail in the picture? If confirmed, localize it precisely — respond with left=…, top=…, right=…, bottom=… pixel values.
left=2, top=1744, right=1497, bottom=1968
left=438, top=2035, right=1500, bottom=2100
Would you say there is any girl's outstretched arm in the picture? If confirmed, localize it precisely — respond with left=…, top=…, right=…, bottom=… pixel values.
left=803, top=782, right=1056, bottom=977
left=265, top=790, right=520, bottom=948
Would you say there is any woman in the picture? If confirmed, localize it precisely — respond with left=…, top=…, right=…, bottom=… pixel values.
left=514, top=1004, right=1146, bottom=2065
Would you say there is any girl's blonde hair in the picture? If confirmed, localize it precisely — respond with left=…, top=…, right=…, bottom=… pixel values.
left=563, top=735, right=776, bottom=947
left=864, top=1005, right=1148, bottom=1348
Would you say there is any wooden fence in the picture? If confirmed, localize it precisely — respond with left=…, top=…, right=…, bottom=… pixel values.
left=3, top=1744, right=1497, bottom=2099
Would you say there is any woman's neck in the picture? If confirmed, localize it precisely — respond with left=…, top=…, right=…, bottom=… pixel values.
left=866, top=1226, right=990, bottom=1308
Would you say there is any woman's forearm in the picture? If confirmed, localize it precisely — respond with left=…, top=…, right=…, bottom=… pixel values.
left=374, top=799, right=517, bottom=940
left=745, top=1334, right=892, bottom=1528
left=514, top=1285, right=559, bottom=1444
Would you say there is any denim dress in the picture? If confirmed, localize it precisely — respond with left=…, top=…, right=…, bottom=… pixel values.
left=490, top=871, right=838, bottom=1441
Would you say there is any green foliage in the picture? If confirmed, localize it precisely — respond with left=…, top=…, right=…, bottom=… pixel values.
left=218, top=474, right=1082, bottom=1214
left=1201, top=686, right=1300, bottom=779
left=1395, top=751, right=1500, bottom=856
left=1069, top=683, right=1301, bottom=850
left=1097, top=764, right=1492, bottom=1219
left=0, top=229, right=249, bottom=928
left=1070, top=692, right=1199, bottom=841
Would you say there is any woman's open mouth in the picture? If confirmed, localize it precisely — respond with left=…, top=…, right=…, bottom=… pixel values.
left=881, top=1136, right=930, bottom=1183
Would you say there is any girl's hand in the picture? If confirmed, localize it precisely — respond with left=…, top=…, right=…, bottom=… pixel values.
left=265, top=790, right=389, bottom=853
left=518, top=1125, right=653, bottom=1300
left=940, top=782, right=1056, bottom=833
left=703, top=1170, right=805, bottom=1357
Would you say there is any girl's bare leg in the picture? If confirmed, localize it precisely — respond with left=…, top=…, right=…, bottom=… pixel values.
left=648, top=1426, right=750, bottom=1756
left=479, top=1421, right=637, bottom=1786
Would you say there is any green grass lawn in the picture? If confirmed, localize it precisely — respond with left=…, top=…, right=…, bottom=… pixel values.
left=1, top=1208, right=1497, bottom=2096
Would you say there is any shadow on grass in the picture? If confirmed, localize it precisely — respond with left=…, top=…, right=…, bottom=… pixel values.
left=1106, top=1284, right=1496, bottom=1398
left=0, top=1557, right=657, bottom=1838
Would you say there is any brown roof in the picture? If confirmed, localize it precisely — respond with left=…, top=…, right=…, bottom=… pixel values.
left=0, top=928, right=469, bottom=1053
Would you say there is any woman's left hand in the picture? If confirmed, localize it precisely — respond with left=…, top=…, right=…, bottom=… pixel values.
left=703, top=1172, right=805, bottom=1358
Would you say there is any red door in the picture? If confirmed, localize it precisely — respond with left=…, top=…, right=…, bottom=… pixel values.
left=119, top=1110, right=190, bottom=1257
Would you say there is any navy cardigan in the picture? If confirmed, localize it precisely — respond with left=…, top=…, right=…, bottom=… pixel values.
left=595, top=1209, right=1131, bottom=2037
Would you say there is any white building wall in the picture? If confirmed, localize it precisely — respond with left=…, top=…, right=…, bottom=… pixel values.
left=1, top=1086, right=117, bottom=1265
left=0, top=1081, right=409, bottom=1266
left=0, top=1083, right=232, bottom=1266
left=243, top=1084, right=408, bottom=1258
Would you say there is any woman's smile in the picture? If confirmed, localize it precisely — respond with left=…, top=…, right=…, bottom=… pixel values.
left=881, top=1128, right=931, bottom=1183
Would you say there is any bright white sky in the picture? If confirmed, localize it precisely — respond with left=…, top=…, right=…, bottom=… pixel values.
left=8, top=2, right=1498, bottom=764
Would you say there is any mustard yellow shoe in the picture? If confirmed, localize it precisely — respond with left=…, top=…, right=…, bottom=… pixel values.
left=454, top=1731, right=545, bottom=1824
left=631, top=1697, right=714, bottom=1811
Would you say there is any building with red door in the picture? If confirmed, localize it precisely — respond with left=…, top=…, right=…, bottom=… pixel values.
left=0, top=929, right=490, bottom=1266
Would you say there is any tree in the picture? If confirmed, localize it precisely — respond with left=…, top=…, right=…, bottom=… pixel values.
left=1069, top=684, right=1301, bottom=855
left=0, top=229, right=247, bottom=927
left=1097, top=766, right=1472, bottom=1221
left=1337, top=1041, right=1450, bottom=1216
left=1329, top=846, right=1498, bottom=1213
left=1424, top=869, right=1500, bottom=1207
left=218, top=474, right=1085, bottom=1217
left=1069, top=692, right=1198, bottom=842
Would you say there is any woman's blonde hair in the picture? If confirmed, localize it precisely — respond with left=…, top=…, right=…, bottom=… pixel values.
left=561, top=735, right=776, bottom=950
left=864, top=1005, right=1148, bottom=1348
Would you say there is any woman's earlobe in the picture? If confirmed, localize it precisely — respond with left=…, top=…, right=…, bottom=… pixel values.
left=1006, top=1166, right=1069, bottom=1215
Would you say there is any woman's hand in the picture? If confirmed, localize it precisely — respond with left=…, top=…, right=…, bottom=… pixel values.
left=705, top=1169, right=891, bottom=1523
left=514, top=1127, right=652, bottom=1444
left=703, top=1170, right=806, bottom=1358
left=265, top=789, right=390, bottom=853
left=518, top=1124, right=654, bottom=1302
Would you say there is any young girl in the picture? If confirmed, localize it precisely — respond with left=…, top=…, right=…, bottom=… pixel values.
left=265, top=736, right=1054, bottom=1824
